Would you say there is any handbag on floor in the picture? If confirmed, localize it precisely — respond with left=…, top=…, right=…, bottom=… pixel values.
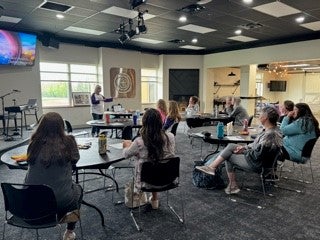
left=192, top=152, right=226, bottom=189
left=124, top=181, right=148, bottom=208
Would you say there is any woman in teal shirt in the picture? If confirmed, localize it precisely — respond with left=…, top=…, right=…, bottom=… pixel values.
left=280, top=103, right=320, bottom=163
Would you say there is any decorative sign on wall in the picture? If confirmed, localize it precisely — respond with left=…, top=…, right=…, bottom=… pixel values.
left=110, top=68, right=136, bottom=98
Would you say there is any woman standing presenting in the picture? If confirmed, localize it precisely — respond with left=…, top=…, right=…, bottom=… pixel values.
left=91, top=84, right=113, bottom=137
left=24, top=112, right=82, bottom=240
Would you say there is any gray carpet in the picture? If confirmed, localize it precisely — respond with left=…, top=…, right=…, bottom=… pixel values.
left=0, top=122, right=320, bottom=240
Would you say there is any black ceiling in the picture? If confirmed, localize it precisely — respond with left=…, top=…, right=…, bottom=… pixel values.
left=1, top=0, right=320, bottom=55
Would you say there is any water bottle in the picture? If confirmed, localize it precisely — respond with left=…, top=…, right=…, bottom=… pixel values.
left=217, top=122, right=224, bottom=139
left=214, top=105, right=219, bottom=117
left=98, top=133, right=107, bottom=155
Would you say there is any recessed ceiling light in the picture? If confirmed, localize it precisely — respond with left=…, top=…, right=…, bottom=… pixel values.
left=295, top=16, right=305, bottom=23
left=132, top=38, right=163, bottom=44
left=64, top=26, right=105, bottom=35
left=179, top=15, right=187, bottom=22
left=243, top=0, right=253, bottom=4
left=281, top=64, right=310, bottom=68
left=56, top=14, right=64, bottom=19
left=179, top=45, right=205, bottom=50
left=302, top=66, right=320, bottom=70
left=191, top=38, right=198, bottom=43
left=235, top=29, right=242, bottom=35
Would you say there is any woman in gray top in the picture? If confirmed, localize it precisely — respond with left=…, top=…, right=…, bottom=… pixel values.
left=24, top=112, right=82, bottom=240
left=196, top=106, right=282, bottom=194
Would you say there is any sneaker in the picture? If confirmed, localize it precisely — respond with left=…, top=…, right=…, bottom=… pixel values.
left=195, top=165, right=216, bottom=176
left=148, top=196, right=159, bottom=210
left=224, top=185, right=240, bottom=195
left=63, top=230, right=76, bottom=240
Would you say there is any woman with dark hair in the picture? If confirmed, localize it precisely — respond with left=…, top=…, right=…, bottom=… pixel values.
left=186, top=96, right=200, bottom=116
left=280, top=103, right=320, bottom=162
left=278, top=100, right=294, bottom=123
left=196, top=106, right=282, bottom=194
left=24, top=112, right=82, bottom=240
left=123, top=108, right=175, bottom=209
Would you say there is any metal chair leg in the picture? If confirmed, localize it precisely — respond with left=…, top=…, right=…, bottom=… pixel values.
left=2, top=223, right=6, bottom=240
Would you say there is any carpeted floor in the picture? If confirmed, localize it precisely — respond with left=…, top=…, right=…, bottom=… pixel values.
left=0, top=122, right=320, bottom=240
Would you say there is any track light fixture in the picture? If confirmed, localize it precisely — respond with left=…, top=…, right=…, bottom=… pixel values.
left=117, top=9, right=148, bottom=44
left=135, top=11, right=147, bottom=34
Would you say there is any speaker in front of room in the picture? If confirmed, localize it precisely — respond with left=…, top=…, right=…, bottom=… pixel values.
left=39, top=33, right=60, bottom=49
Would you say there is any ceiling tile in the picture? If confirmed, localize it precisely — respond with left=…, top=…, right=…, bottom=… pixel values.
left=253, top=1, right=301, bottom=17
left=228, top=35, right=258, bottom=42
left=300, top=21, right=320, bottom=31
left=178, top=24, right=216, bottom=34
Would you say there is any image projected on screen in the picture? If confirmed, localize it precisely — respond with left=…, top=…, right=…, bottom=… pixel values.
left=0, top=29, right=37, bottom=66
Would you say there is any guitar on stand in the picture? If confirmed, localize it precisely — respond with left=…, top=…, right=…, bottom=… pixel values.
left=0, top=90, right=21, bottom=141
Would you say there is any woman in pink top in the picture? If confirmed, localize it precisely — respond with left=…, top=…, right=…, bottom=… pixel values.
left=156, top=99, right=168, bottom=124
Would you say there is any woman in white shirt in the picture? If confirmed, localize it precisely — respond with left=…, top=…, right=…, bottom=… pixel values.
left=90, top=85, right=112, bottom=137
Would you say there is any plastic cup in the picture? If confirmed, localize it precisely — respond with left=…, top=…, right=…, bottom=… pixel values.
left=105, top=114, right=110, bottom=124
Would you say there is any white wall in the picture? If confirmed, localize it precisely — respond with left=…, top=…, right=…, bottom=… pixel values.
left=203, top=39, right=320, bottom=112
left=0, top=42, right=41, bottom=127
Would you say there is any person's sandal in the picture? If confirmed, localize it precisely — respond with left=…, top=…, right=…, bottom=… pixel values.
left=195, top=165, right=216, bottom=175
left=63, top=230, right=76, bottom=240
left=224, top=186, right=240, bottom=195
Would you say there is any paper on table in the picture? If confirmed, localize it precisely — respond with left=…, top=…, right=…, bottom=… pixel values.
left=225, top=136, right=243, bottom=141
left=109, top=143, right=123, bottom=149
left=192, top=133, right=204, bottom=138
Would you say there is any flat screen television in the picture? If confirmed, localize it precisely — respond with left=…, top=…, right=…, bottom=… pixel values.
left=0, top=29, right=37, bottom=66
left=269, top=80, right=287, bottom=92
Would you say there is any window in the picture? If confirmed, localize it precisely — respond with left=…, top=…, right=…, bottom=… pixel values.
left=40, top=62, right=99, bottom=107
left=256, top=72, right=263, bottom=96
left=141, top=69, right=159, bottom=103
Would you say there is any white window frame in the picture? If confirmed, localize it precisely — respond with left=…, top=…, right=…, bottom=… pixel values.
left=141, top=68, right=160, bottom=104
left=40, top=62, right=100, bottom=108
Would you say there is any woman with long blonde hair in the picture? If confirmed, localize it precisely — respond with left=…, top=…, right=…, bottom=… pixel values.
left=163, top=100, right=181, bottom=131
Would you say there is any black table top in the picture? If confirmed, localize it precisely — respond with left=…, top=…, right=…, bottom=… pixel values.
left=187, top=126, right=256, bottom=144
left=0, top=138, right=125, bottom=170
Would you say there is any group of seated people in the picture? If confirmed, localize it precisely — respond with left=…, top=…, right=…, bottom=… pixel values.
left=197, top=100, right=319, bottom=194
left=21, top=96, right=319, bottom=238
left=186, top=95, right=250, bottom=127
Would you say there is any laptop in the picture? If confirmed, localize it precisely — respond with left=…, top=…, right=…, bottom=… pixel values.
left=27, top=99, right=37, bottom=108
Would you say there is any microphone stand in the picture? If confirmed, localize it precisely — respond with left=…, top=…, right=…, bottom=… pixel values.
left=0, top=90, right=15, bottom=139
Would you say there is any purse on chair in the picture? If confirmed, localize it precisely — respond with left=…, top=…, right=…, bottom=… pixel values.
left=124, top=181, right=148, bottom=208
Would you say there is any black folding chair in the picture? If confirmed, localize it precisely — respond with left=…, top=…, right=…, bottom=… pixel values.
left=1, top=183, right=83, bottom=240
left=279, top=137, right=318, bottom=184
left=130, top=157, right=184, bottom=231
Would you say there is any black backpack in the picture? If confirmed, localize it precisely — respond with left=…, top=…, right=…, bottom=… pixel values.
left=192, top=152, right=226, bottom=189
